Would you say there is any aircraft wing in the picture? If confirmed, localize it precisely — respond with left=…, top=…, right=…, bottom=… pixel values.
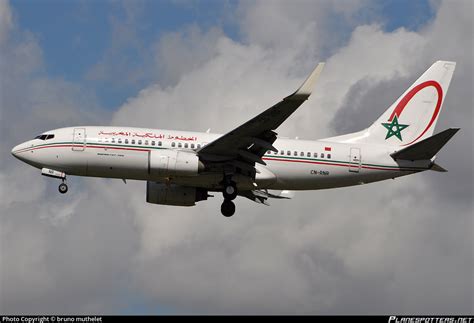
left=198, top=63, right=324, bottom=172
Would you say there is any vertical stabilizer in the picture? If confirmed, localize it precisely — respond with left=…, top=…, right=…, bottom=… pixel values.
left=326, top=61, right=456, bottom=147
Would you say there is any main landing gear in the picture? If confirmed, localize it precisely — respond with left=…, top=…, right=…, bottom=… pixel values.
left=223, top=181, right=237, bottom=200
left=221, top=199, right=235, bottom=217
left=221, top=178, right=237, bottom=217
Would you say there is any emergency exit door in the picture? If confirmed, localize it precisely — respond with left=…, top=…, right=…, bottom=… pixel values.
left=349, top=148, right=361, bottom=173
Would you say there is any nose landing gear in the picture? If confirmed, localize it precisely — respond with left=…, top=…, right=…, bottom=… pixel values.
left=58, top=183, right=68, bottom=194
left=58, top=178, right=68, bottom=194
left=41, top=168, right=68, bottom=194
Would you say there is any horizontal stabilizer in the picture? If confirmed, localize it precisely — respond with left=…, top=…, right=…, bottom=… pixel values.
left=430, top=163, right=448, bottom=172
left=391, top=128, right=459, bottom=161
left=267, top=190, right=294, bottom=199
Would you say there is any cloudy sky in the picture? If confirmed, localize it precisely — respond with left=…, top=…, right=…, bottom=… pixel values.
left=0, top=0, right=472, bottom=315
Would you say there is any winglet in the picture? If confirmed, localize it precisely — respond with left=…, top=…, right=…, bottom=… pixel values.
left=291, top=62, right=325, bottom=99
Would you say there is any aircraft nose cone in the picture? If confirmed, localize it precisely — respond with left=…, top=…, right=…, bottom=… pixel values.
left=11, top=145, right=19, bottom=157
left=12, top=140, right=44, bottom=168
left=11, top=143, right=28, bottom=161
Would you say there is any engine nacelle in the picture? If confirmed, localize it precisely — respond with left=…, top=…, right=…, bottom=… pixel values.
left=146, top=182, right=208, bottom=206
left=149, top=150, right=204, bottom=177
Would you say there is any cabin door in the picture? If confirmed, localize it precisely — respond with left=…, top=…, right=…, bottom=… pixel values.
left=72, top=128, right=86, bottom=151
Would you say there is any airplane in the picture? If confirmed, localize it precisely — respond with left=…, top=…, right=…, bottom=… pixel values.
left=11, top=61, right=459, bottom=217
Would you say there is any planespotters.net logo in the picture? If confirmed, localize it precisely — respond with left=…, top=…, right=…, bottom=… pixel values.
left=388, top=317, right=473, bottom=323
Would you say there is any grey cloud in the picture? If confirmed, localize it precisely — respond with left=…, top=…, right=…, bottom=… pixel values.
left=0, top=0, right=13, bottom=45
left=1, top=180, right=139, bottom=314
left=330, top=76, right=409, bottom=134
left=153, top=26, right=223, bottom=87
left=237, top=0, right=370, bottom=57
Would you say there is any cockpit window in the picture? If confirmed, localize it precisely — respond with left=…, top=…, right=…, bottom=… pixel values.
left=34, top=134, right=54, bottom=140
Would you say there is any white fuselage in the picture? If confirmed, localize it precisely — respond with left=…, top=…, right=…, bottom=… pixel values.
left=11, top=126, right=431, bottom=191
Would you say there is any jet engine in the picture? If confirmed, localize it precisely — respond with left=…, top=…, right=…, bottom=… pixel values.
left=146, top=182, right=209, bottom=206
left=149, top=150, right=204, bottom=177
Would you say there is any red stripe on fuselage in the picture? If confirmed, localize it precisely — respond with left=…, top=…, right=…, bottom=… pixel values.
left=262, top=157, right=414, bottom=171
left=263, top=157, right=349, bottom=168
left=17, top=144, right=417, bottom=172
left=17, top=144, right=151, bottom=153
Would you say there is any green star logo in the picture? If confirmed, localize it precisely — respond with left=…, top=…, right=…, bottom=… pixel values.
left=381, top=115, right=409, bottom=141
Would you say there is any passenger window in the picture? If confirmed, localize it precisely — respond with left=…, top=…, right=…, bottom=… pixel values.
left=307, top=152, right=311, bottom=157
left=327, top=154, right=331, bottom=159
left=321, top=153, right=324, bottom=158
left=98, top=139, right=102, bottom=143
left=144, top=140, right=148, bottom=146
left=178, top=142, right=182, bottom=148
left=280, top=150, right=284, bottom=155
left=111, top=138, right=115, bottom=143
left=118, top=138, right=122, bottom=144
left=274, top=150, right=278, bottom=155
left=125, top=139, right=129, bottom=144
left=314, top=152, right=318, bottom=158
left=151, top=141, right=155, bottom=146
left=184, top=143, right=188, bottom=148
left=131, top=139, right=135, bottom=145
left=158, top=141, right=162, bottom=146
left=197, top=144, right=201, bottom=149
left=191, top=143, right=195, bottom=149
left=172, top=142, right=176, bottom=147
left=138, top=140, right=142, bottom=145
left=294, top=151, right=297, bottom=156
left=287, top=150, right=291, bottom=156
left=300, top=151, right=304, bottom=157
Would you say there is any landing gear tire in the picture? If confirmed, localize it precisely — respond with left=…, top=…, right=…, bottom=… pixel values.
left=58, top=183, right=68, bottom=194
left=223, top=182, right=237, bottom=200
left=221, top=200, right=235, bottom=217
